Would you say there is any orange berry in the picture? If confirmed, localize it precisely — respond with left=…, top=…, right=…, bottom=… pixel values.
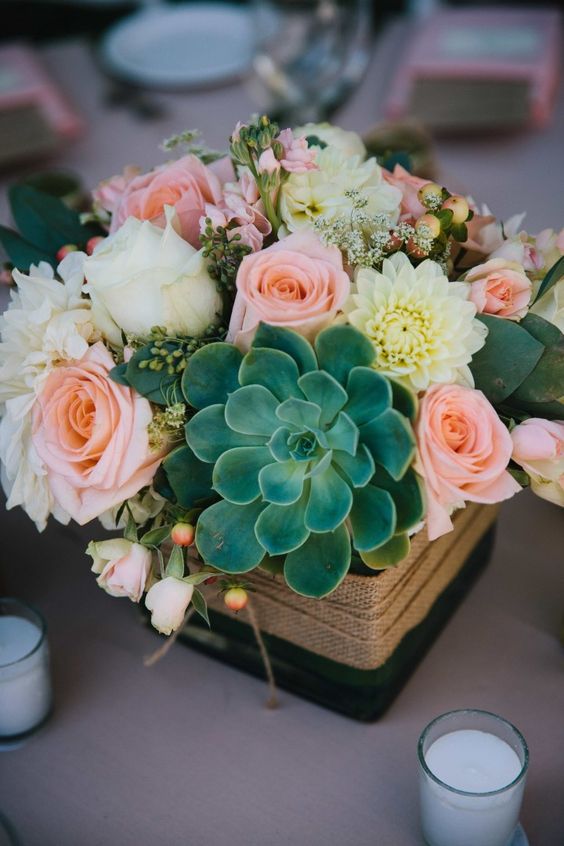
left=171, top=522, right=195, bottom=547
left=415, top=213, right=441, bottom=239
left=56, top=244, right=78, bottom=262
left=86, top=236, right=104, bottom=255
left=224, top=587, right=248, bottom=613
left=442, top=195, right=470, bottom=224
left=417, top=182, right=443, bottom=207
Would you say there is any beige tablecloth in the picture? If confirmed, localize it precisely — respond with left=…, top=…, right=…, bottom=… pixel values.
left=1, top=20, right=564, bottom=846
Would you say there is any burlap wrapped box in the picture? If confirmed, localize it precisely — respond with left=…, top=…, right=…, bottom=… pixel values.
left=179, top=503, right=498, bottom=720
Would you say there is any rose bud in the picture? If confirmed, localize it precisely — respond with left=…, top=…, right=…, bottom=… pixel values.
left=442, top=195, right=470, bottom=224
left=415, top=214, right=441, bottom=239
left=224, top=587, right=248, bottom=613
left=145, top=577, right=194, bottom=635
left=171, top=522, right=195, bottom=547
left=56, top=244, right=78, bottom=262
left=417, top=182, right=443, bottom=207
left=86, top=236, right=104, bottom=256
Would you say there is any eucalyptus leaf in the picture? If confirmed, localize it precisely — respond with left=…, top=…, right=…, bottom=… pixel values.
left=9, top=185, right=97, bottom=253
left=0, top=225, right=53, bottom=271
left=125, top=343, right=181, bottom=405
left=109, top=362, right=130, bottom=387
left=533, top=255, right=564, bottom=304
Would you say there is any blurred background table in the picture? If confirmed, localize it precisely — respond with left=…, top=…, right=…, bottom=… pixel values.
left=1, top=18, right=564, bottom=846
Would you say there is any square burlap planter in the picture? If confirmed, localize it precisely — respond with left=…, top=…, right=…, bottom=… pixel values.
left=179, top=502, right=499, bottom=720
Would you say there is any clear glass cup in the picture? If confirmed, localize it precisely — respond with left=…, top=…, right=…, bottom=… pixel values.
left=418, top=709, right=529, bottom=846
left=249, top=0, right=373, bottom=126
left=0, top=598, right=52, bottom=741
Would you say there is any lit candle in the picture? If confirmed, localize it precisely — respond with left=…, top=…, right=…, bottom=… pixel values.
left=0, top=599, right=52, bottom=740
left=418, top=710, right=528, bottom=846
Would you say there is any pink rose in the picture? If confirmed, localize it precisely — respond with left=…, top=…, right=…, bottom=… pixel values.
left=382, top=164, right=430, bottom=220
left=92, top=166, right=141, bottom=218
left=278, top=129, right=317, bottom=173
left=416, top=384, right=521, bottom=540
left=511, top=418, right=564, bottom=507
left=200, top=170, right=272, bottom=253
left=227, top=230, right=350, bottom=349
left=32, top=342, right=162, bottom=525
left=466, top=258, right=532, bottom=320
left=110, top=154, right=224, bottom=248
left=87, top=538, right=151, bottom=602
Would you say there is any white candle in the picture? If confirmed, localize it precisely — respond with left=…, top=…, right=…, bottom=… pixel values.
left=419, top=712, right=528, bottom=846
left=0, top=606, right=52, bottom=739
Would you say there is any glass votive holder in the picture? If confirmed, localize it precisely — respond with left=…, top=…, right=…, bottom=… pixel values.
left=418, top=709, right=528, bottom=846
left=0, top=598, right=52, bottom=741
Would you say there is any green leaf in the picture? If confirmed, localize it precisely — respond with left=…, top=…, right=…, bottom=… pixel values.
left=225, top=385, right=279, bottom=435
left=344, top=367, right=392, bottom=425
left=124, top=511, right=138, bottom=543
left=509, top=315, right=564, bottom=405
left=212, top=446, right=272, bottom=504
left=349, top=486, right=396, bottom=552
left=360, top=408, right=415, bottom=481
left=109, top=362, right=130, bottom=387
left=0, top=225, right=53, bottom=271
left=9, top=185, right=97, bottom=253
left=252, top=322, right=317, bottom=375
left=140, top=526, right=171, bottom=547
left=436, top=208, right=453, bottom=228
left=125, top=344, right=181, bottom=405
left=371, top=466, right=425, bottom=533
left=190, top=588, right=210, bottom=627
left=332, top=444, right=375, bottom=487
left=196, top=499, right=266, bottom=573
left=183, top=572, right=218, bottom=586
left=533, top=255, right=564, bottom=304
left=360, top=532, right=410, bottom=569
left=255, top=489, right=310, bottom=555
left=298, top=370, right=347, bottom=426
left=284, top=524, right=351, bottom=598
left=166, top=545, right=184, bottom=578
left=304, top=463, right=353, bottom=533
left=315, top=325, right=375, bottom=385
left=239, top=347, right=301, bottom=401
left=259, top=460, right=307, bottom=505
left=469, top=315, right=544, bottom=404
left=162, top=445, right=214, bottom=508
left=451, top=222, right=468, bottom=242
left=388, top=378, right=418, bottom=421
left=182, top=343, right=243, bottom=409
left=186, top=404, right=263, bottom=463
left=153, top=465, right=176, bottom=503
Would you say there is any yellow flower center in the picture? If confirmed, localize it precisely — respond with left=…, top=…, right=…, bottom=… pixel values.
left=366, top=303, right=435, bottom=370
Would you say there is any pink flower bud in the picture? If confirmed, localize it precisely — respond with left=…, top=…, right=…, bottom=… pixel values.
left=257, top=148, right=281, bottom=175
left=56, top=244, right=78, bottom=262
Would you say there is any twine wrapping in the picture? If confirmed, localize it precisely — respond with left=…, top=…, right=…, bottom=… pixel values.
left=206, top=503, right=498, bottom=671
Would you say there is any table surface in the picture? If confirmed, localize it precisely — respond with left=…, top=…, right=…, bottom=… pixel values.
left=1, top=20, right=564, bottom=846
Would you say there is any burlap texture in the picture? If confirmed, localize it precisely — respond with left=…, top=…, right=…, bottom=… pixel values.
left=207, top=503, right=499, bottom=671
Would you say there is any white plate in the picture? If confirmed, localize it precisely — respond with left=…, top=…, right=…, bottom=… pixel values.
left=101, top=2, right=255, bottom=89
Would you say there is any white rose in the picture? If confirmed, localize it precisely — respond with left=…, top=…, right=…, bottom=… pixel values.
left=87, top=538, right=152, bottom=602
left=83, top=207, right=222, bottom=345
left=294, top=122, right=366, bottom=159
left=279, top=147, right=401, bottom=234
left=145, top=576, right=194, bottom=635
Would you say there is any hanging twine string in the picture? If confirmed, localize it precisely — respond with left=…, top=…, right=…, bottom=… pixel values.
left=144, top=607, right=196, bottom=667
left=246, top=595, right=279, bottom=710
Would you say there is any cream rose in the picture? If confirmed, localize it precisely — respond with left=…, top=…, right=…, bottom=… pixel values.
left=87, top=538, right=152, bottom=602
left=511, top=418, right=564, bottom=507
left=416, top=384, right=521, bottom=540
left=83, top=209, right=222, bottom=345
left=145, top=577, right=194, bottom=635
left=227, top=230, right=350, bottom=349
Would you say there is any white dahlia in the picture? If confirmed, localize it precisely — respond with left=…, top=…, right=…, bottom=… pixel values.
left=279, top=146, right=401, bottom=233
left=346, top=252, right=487, bottom=391
left=0, top=253, right=98, bottom=529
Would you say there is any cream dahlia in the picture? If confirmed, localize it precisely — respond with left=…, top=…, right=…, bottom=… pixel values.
left=346, top=252, right=487, bottom=391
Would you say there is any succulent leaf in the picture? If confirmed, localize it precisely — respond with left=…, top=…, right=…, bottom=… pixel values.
left=325, top=411, right=358, bottom=455
left=225, top=385, right=280, bottom=435
left=360, top=532, right=411, bottom=569
left=276, top=397, right=321, bottom=430
left=344, top=367, right=392, bottom=425
left=212, top=446, right=272, bottom=504
left=388, top=378, right=418, bottom=422
left=315, top=325, right=374, bottom=385
left=305, top=464, right=353, bottom=533
left=259, top=460, right=307, bottom=505
left=252, top=322, right=318, bottom=375
left=360, top=408, right=415, bottom=481
left=333, top=444, right=375, bottom=487
left=195, top=499, right=266, bottom=573
left=162, top=445, right=213, bottom=508
left=238, top=346, right=301, bottom=400
left=298, top=370, right=348, bottom=426
left=349, top=486, right=396, bottom=551
left=284, top=524, right=351, bottom=598
left=371, top=466, right=425, bottom=533
left=182, top=343, right=242, bottom=409
left=186, top=404, right=262, bottom=463
left=255, top=490, right=310, bottom=555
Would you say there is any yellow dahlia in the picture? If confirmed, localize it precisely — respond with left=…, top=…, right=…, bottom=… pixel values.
left=346, top=253, right=487, bottom=391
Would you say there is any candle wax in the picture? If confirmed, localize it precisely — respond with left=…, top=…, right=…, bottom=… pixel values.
left=426, top=729, right=522, bottom=793
left=0, top=616, right=41, bottom=665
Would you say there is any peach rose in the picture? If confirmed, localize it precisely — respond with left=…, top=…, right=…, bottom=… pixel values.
left=87, top=538, right=151, bottom=602
left=511, top=418, right=564, bottom=507
left=416, top=384, right=521, bottom=540
left=32, top=342, right=162, bottom=525
left=110, top=154, right=225, bottom=247
left=382, top=164, right=430, bottom=220
left=466, top=258, right=532, bottom=321
left=227, top=230, right=350, bottom=349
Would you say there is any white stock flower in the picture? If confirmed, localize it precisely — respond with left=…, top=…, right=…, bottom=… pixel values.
left=0, top=253, right=97, bottom=529
left=346, top=253, right=487, bottom=391
left=279, top=147, right=401, bottom=233
left=83, top=207, right=222, bottom=345
left=293, top=122, right=366, bottom=159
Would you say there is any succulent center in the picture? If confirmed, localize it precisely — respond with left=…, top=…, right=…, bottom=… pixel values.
left=288, top=430, right=321, bottom=462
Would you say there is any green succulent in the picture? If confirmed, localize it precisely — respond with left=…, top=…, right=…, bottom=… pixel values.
left=160, top=323, right=424, bottom=598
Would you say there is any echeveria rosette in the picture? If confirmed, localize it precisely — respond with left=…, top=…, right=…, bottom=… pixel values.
left=161, top=322, right=423, bottom=599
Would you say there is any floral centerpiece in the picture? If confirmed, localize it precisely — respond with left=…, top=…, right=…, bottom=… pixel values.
left=1, top=118, right=562, bottom=678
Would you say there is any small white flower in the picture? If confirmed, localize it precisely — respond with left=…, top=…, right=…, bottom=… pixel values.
left=346, top=253, right=487, bottom=391
left=293, top=122, right=366, bottom=159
